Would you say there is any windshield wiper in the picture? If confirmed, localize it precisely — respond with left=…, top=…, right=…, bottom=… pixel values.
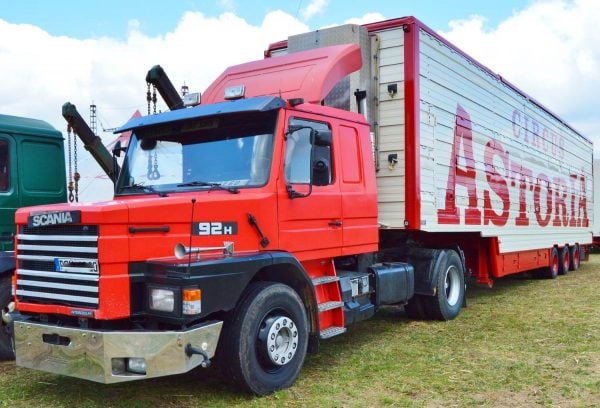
left=120, top=183, right=157, bottom=193
left=176, top=180, right=240, bottom=194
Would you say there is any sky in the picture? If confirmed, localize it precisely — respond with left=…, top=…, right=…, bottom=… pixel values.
left=0, top=0, right=598, bottom=201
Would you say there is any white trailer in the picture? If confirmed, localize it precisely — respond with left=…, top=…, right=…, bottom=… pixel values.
left=267, top=16, right=593, bottom=285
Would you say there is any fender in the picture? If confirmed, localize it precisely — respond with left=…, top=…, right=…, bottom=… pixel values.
left=129, top=251, right=318, bottom=329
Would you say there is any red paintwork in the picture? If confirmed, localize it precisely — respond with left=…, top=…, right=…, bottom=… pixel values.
left=15, top=105, right=378, bottom=325
left=403, top=22, right=421, bottom=230
left=203, top=44, right=362, bottom=105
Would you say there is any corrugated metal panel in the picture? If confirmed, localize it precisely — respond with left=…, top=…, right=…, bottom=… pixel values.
left=374, top=27, right=407, bottom=227
left=417, top=28, right=593, bottom=253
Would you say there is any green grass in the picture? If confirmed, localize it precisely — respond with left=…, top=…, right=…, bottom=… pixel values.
left=1, top=255, right=600, bottom=407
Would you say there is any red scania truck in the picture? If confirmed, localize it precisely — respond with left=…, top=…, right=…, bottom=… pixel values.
left=12, top=17, right=592, bottom=395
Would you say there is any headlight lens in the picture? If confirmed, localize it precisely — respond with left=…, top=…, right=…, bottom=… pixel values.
left=149, top=288, right=175, bottom=312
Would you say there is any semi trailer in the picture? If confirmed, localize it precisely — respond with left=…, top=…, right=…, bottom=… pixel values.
left=12, top=16, right=592, bottom=395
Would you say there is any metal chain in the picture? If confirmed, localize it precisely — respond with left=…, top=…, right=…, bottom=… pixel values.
left=146, top=82, right=158, bottom=115
left=73, top=129, right=79, bottom=202
left=152, top=85, right=157, bottom=114
left=67, top=125, right=74, bottom=202
left=147, top=150, right=160, bottom=180
left=147, top=82, right=152, bottom=115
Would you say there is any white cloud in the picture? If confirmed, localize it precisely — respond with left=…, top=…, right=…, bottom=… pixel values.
left=301, top=0, right=328, bottom=21
left=439, top=0, right=600, bottom=150
left=344, top=12, right=386, bottom=26
left=0, top=11, right=308, bottom=201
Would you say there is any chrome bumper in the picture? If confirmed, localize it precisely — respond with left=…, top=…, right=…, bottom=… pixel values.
left=15, top=320, right=222, bottom=383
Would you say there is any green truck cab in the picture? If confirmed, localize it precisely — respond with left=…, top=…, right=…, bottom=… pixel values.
left=0, top=113, right=66, bottom=359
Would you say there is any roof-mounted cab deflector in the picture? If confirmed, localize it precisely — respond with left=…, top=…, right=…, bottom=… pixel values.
left=202, top=44, right=362, bottom=105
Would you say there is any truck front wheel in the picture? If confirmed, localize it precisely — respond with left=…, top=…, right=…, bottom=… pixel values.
left=0, top=276, right=15, bottom=360
left=221, top=282, right=308, bottom=395
left=423, top=250, right=465, bottom=321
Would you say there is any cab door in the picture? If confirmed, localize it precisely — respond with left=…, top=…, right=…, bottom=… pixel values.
left=277, top=114, right=342, bottom=261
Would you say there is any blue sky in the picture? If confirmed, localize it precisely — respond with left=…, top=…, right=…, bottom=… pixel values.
left=2, top=0, right=530, bottom=39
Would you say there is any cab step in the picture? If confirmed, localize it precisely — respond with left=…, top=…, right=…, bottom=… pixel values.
left=317, top=300, right=344, bottom=313
left=320, top=326, right=347, bottom=339
left=312, top=275, right=340, bottom=286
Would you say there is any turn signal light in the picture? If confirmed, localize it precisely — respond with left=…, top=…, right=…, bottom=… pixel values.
left=182, top=288, right=201, bottom=315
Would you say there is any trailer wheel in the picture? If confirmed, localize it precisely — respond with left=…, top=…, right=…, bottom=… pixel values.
left=569, top=244, right=580, bottom=271
left=423, top=250, right=465, bottom=321
left=0, top=276, right=15, bottom=360
left=538, top=247, right=559, bottom=279
left=558, top=246, right=570, bottom=275
left=221, top=282, right=308, bottom=395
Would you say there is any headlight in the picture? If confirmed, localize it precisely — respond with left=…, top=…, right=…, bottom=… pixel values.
left=149, top=288, right=175, bottom=312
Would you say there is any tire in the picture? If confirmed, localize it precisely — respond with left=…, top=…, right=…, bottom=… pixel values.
left=221, top=282, right=308, bottom=395
left=0, top=276, right=15, bottom=360
left=569, top=244, right=580, bottom=271
left=538, top=247, right=559, bottom=279
left=422, top=250, right=465, bottom=321
left=558, top=246, right=570, bottom=275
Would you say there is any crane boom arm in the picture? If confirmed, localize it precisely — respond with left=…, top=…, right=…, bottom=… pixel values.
left=62, top=102, right=119, bottom=183
left=146, top=65, right=184, bottom=111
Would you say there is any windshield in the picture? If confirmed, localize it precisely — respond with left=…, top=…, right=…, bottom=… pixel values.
left=115, top=111, right=277, bottom=195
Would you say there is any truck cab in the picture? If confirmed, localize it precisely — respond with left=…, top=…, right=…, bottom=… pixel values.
left=13, top=45, right=389, bottom=394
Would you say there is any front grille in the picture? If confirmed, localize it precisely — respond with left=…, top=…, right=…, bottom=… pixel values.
left=16, top=225, right=99, bottom=308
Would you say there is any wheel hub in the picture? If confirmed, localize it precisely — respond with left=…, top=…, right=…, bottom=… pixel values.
left=259, top=315, right=298, bottom=366
left=445, top=266, right=460, bottom=306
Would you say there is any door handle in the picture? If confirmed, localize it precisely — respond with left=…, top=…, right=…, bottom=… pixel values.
left=328, top=220, right=343, bottom=227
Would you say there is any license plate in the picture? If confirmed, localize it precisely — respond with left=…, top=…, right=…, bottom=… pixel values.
left=54, top=258, right=99, bottom=274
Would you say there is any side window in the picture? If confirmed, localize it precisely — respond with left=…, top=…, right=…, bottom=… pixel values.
left=284, top=118, right=333, bottom=185
left=0, top=140, right=9, bottom=192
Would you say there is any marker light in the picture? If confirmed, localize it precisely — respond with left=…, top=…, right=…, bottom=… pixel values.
left=149, top=288, right=175, bottom=313
left=183, top=92, right=201, bottom=106
left=224, top=85, right=245, bottom=100
left=182, top=288, right=201, bottom=315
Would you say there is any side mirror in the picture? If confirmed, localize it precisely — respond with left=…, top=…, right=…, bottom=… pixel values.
left=112, top=140, right=124, bottom=158
left=311, top=129, right=332, bottom=147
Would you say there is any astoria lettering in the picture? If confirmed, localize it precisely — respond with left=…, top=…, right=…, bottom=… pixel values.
left=437, top=105, right=589, bottom=228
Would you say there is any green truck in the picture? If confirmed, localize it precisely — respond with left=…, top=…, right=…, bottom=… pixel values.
left=0, top=113, right=67, bottom=359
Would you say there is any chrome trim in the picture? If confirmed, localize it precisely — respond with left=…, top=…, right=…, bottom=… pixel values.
left=17, top=234, right=98, bottom=242
left=17, top=269, right=98, bottom=281
left=17, top=244, right=98, bottom=254
left=17, top=279, right=98, bottom=293
left=15, top=289, right=98, bottom=305
left=15, top=321, right=223, bottom=384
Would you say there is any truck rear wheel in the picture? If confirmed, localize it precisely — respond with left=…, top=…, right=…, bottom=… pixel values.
left=558, top=246, right=570, bottom=275
left=221, top=282, right=308, bottom=395
left=0, top=276, right=15, bottom=360
left=422, top=250, right=465, bottom=321
left=569, top=244, right=580, bottom=271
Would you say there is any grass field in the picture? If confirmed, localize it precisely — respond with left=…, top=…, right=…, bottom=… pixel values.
left=1, top=255, right=599, bottom=407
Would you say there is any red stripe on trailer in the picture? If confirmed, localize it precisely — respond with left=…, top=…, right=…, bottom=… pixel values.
left=403, top=22, right=421, bottom=230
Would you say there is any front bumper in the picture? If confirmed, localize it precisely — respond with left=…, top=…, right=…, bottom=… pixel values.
left=15, top=320, right=222, bottom=383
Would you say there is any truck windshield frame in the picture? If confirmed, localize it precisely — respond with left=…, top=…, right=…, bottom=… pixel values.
left=115, top=111, right=278, bottom=196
